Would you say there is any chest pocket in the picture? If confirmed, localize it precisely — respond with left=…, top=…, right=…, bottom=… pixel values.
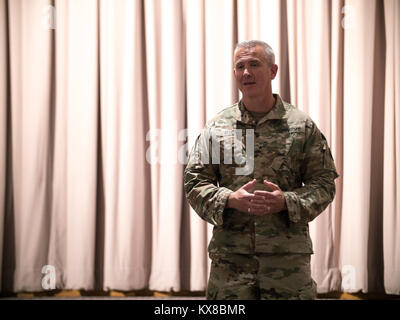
left=260, top=123, right=305, bottom=190
left=213, top=128, right=248, bottom=181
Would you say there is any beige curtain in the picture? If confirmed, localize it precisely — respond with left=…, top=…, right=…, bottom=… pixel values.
left=0, top=0, right=399, bottom=294
left=383, top=0, right=400, bottom=295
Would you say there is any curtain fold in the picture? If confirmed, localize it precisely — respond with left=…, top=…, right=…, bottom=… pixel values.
left=383, top=0, right=400, bottom=295
left=0, top=0, right=399, bottom=294
left=3, top=0, right=54, bottom=291
left=52, top=0, right=99, bottom=289
left=328, top=0, right=345, bottom=293
left=0, top=0, right=8, bottom=291
left=98, top=0, right=151, bottom=291
left=183, top=0, right=209, bottom=291
left=340, top=0, right=383, bottom=293
left=145, top=0, right=186, bottom=292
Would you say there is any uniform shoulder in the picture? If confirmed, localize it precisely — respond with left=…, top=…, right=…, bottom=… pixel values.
left=204, top=103, right=239, bottom=128
left=282, top=101, right=314, bottom=126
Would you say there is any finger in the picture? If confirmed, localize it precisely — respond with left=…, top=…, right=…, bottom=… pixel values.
left=250, top=202, right=276, bottom=213
left=242, top=179, right=257, bottom=192
left=252, top=194, right=266, bottom=201
left=254, top=190, right=269, bottom=197
left=246, top=204, right=265, bottom=214
left=241, top=194, right=255, bottom=202
left=250, top=199, right=266, bottom=205
left=257, top=192, right=276, bottom=201
left=250, top=203, right=267, bottom=210
left=253, top=206, right=274, bottom=215
left=263, top=180, right=281, bottom=191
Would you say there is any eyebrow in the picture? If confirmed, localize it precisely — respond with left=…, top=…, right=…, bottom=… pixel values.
left=235, top=58, right=261, bottom=66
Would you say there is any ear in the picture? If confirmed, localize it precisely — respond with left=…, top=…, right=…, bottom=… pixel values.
left=270, top=64, right=278, bottom=79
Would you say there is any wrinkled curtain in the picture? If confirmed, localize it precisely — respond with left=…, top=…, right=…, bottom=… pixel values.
left=0, top=0, right=399, bottom=294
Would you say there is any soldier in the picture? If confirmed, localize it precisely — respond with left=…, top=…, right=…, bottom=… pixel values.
left=184, top=40, right=339, bottom=300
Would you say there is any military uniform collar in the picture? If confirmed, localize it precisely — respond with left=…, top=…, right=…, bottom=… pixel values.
left=235, top=94, right=287, bottom=125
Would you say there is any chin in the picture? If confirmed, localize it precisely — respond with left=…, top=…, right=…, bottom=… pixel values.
left=243, top=89, right=261, bottom=97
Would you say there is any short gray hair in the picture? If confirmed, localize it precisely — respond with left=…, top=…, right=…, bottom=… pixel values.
left=234, top=40, right=275, bottom=66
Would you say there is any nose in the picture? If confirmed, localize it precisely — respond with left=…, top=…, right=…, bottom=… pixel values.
left=243, top=67, right=250, bottom=76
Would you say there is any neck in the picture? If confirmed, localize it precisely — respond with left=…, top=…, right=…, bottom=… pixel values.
left=242, top=94, right=276, bottom=112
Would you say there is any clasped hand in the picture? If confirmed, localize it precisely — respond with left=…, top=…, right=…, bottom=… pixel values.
left=226, top=179, right=287, bottom=215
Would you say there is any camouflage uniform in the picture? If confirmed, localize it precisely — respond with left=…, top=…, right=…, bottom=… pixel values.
left=207, top=253, right=317, bottom=300
left=184, top=94, right=339, bottom=299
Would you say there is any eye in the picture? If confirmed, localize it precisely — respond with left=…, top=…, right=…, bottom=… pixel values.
left=250, top=61, right=260, bottom=67
left=236, top=64, right=244, bottom=69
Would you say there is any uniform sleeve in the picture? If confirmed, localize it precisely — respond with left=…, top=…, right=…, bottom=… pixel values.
left=183, top=128, right=233, bottom=226
left=283, top=120, right=339, bottom=224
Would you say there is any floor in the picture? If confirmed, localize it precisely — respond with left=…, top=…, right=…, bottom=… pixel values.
left=1, top=290, right=399, bottom=300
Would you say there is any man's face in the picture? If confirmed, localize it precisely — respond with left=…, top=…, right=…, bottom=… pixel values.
left=233, top=46, right=278, bottom=99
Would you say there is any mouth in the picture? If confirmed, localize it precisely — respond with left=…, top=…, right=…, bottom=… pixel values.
left=243, top=81, right=256, bottom=86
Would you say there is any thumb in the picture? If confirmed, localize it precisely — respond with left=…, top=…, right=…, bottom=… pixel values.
left=263, top=180, right=281, bottom=191
left=242, top=179, right=257, bottom=192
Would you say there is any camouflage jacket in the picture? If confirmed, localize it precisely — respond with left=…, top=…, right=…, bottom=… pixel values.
left=184, top=94, right=339, bottom=254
